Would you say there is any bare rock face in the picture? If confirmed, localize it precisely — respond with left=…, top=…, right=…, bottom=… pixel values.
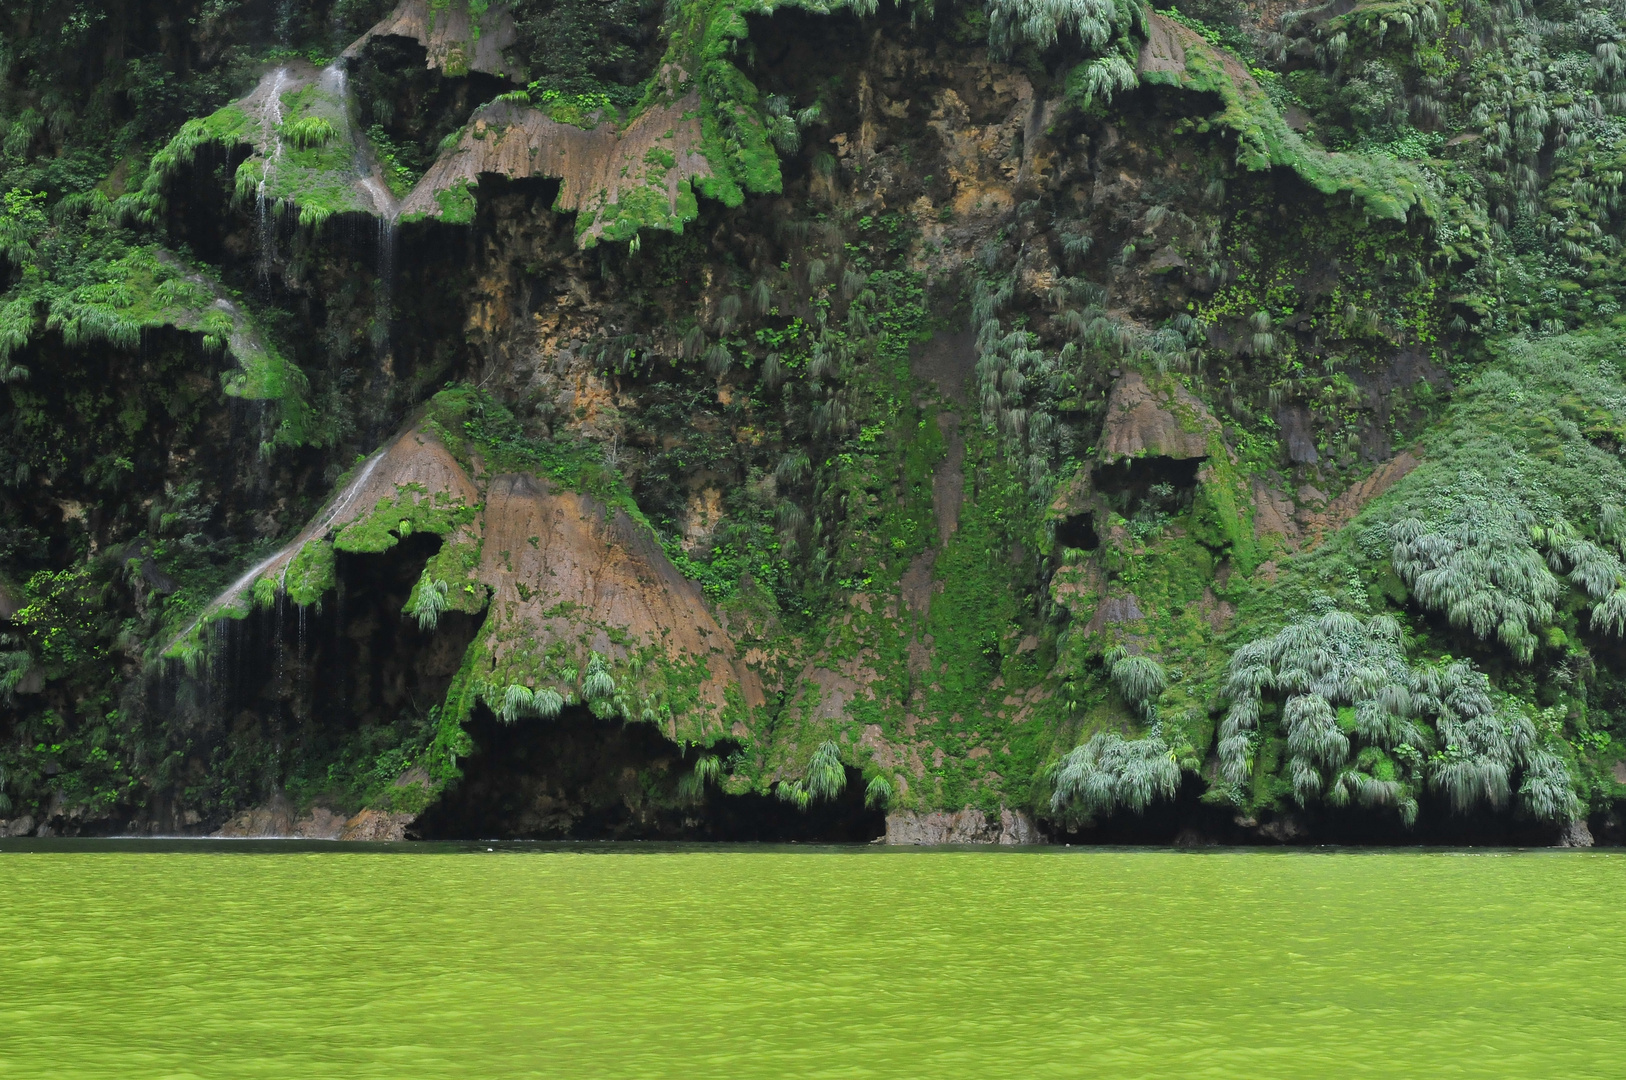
left=1558, top=819, right=1596, bottom=848
left=885, top=807, right=1042, bottom=845
left=344, top=0, right=521, bottom=80
left=0, top=815, right=36, bottom=837
left=212, top=803, right=415, bottom=840
left=472, top=473, right=765, bottom=735
left=399, top=94, right=711, bottom=246
left=1098, top=370, right=1221, bottom=462
left=339, top=809, right=415, bottom=842
left=214, top=796, right=294, bottom=837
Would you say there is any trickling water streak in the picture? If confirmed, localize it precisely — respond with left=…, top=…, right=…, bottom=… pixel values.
left=296, top=603, right=308, bottom=724
left=274, top=592, right=286, bottom=700
left=357, top=174, right=399, bottom=360
left=256, top=68, right=291, bottom=289
left=274, top=0, right=295, bottom=45
left=320, top=62, right=342, bottom=95
left=254, top=399, right=273, bottom=493
left=168, top=445, right=392, bottom=650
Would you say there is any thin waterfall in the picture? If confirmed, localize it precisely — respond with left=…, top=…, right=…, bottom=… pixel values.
left=325, top=58, right=399, bottom=358
left=167, top=444, right=391, bottom=650
left=255, top=67, right=291, bottom=290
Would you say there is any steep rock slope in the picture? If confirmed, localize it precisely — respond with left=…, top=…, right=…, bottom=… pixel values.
left=3, top=0, right=1626, bottom=844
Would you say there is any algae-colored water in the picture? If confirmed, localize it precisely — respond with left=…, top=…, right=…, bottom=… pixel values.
left=1, top=843, right=1621, bottom=1078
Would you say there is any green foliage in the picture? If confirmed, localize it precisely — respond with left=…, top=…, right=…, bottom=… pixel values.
left=365, top=125, right=421, bottom=198
left=1140, top=15, right=1438, bottom=223
left=1390, top=504, right=1559, bottom=663
left=333, top=486, right=476, bottom=553
left=406, top=569, right=450, bottom=631
left=864, top=772, right=893, bottom=808
left=1108, top=651, right=1167, bottom=714
left=10, top=567, right=109, bottom=675
left=1221, top=602, right=1577, bottom=822
left=282, top=116, right=337, bottom=149
left=284, top=540, right=338, bottom=607
left=988, top=0, right=1143, bottom=58
left=510, top=0, right=661, bottom=109
left=1048, top=731, right=1181, bottom=821
left=582, top=652, right=617, bottom=702
left=494, top=682, right=568, bottom=723
left=805, top=739, right=847, bottom=802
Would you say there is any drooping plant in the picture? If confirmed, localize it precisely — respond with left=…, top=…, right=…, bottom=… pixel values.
left=1108, top=649, right=1167, bottom=716
left=864, top=774, right=893, bottom=808
left=282, top=116, right=336, bottom=149
left=1390, top=498, right=1561, bottom=663
left=405, top=570, right=449, bottom=631
left=776, top=740, right=848, bottom=810
left=677, top=753, right=722, bottom=803
left=492, top=683, right=566, bottom=723
left=1221, top=603, right=1578, bottom=822
left=1047, top=731, right=1180, bottom=822
left=806, top=740, right=847, bottom=802
left=582, top=652, right=616, bottom=702
left=986, top=0, right=1143, bottom=58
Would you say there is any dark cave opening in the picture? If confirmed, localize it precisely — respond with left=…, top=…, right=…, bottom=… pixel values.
left=1045, top=774, right=1575, bottom=847
left=161, top=532, right=481, bottom=811
left=1054, top=511, right=1099, bottom=552
left=415, top=706, right=886, bottom=842
left=1093, top=455, right=1202, bottom=528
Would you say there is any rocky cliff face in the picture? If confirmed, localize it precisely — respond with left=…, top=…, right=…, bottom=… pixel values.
left=4, top=0, right=1626, bottom=845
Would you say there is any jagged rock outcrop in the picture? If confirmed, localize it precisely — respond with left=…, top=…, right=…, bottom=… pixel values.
left=465, top=471, right=766, bottom=736
left=170, top=424, right=479, bottom=641
left=398, top=93, right=711, bottom=244
left=344, top=0, right=522, bottom=81
left=180, top=418, right=763, bottom=743
left=885, top=807, right=1042, bottom=845
left=187, top=60, right=398, bottom=223
left=213, top=801, right=416, bottom=840
left=1099, top=370, right=1221, bottom=463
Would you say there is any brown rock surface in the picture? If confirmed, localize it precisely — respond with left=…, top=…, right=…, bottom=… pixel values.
left=471, top=473, right=764, bottom=732
left=340, top=809, right=415, bottom=841
left=1099, top=370, right=1220, bottom=462
left=399, top=95, right=710, bottom=246
left=344, top=0, right=520, bottom=80
left=176, top=426, right=478, bottom=637
left=884, top=807, right=1042, bottom=844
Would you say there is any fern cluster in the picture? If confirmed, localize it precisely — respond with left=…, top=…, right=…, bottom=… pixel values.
left=777, top=739, right=847, bottom=810
left=1048, top=731, right=1181, bottom=821
left=1222, top=603, right=1578, bottom=823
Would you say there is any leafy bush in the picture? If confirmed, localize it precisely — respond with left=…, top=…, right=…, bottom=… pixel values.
left=282, top=116, right=336, bottom=149
left=1048, top=732, right=1180, bottom=820
left=1390, top=501, right=1560, bottom=663
left=1221, top=603, right=1578, bottom=822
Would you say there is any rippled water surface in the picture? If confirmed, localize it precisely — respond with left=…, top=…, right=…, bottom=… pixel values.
left=1, top=842, right=1622, bottom=1078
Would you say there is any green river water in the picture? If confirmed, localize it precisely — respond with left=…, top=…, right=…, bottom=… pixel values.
left=0, top=842, right=1620, bottom=1078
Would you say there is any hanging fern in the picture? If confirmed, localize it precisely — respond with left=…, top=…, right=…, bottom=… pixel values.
left=864, top=774, right=893, bottom=808
left=582, top=653, right=616, bottom=702
left=1390, top=499, right=1560, bottom=663
left=405, top=570, right=449, bottom=631
left=1048, top=732, right=1180, bottom=820
left=805, top=740, right=847, bottom=802
left=1222, top=602, right=1578, bottom=822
